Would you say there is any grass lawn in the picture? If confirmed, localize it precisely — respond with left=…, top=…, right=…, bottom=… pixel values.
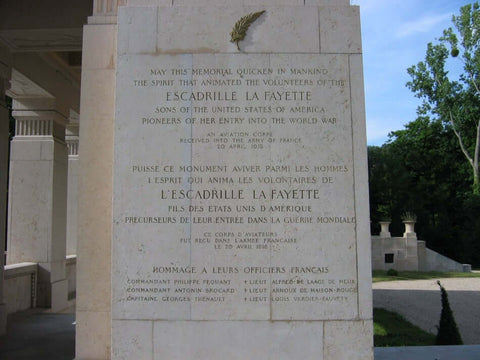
left=374, top=308, right=436, bottom=347
left=372, top=270, right=480, bottom=283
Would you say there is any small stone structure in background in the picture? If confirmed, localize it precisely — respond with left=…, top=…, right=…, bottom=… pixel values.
left=371, top=219, right=471, bottom=272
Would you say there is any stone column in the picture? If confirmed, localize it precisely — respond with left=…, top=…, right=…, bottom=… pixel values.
left=7, top=97, right=68, bottom=311
left=0, top=45, right=12, bottom=335
left=403, top=220, right=418, bottom=270
left=75, top=2, right=121, bottom=358
left=66, top=121, right=79, bottom=256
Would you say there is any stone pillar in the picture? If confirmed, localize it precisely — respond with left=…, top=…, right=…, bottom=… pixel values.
left=7, top=97, right=68, bottom=311
left=66, top=121, right=79, bottom=256
left=0, top=45, right=12, bottom=335
left=379, top=221, right=391, bottom=238
left=403, top=220, right=418, bottom=270
left=75, top=2, right=120, bottom=358
left=417, top=240, right=426, bottom=271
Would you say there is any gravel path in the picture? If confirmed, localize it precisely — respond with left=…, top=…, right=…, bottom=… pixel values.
left=373, top=278, right=480, bottom=344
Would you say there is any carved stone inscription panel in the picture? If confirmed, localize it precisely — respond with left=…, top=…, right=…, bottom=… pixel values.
left=113, top=53, right=358, bottom=321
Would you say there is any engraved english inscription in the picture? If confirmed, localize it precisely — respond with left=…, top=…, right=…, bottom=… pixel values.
left=113, top=53, right=358, bottom=321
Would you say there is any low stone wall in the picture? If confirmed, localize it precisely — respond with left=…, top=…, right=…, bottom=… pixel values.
left=371, top=236, right=419, bottom=271
left=418, top=242, right=468, bottom=272
left=4, top=262, right=37, bottom=315
left=4, top=257, right=77, bottom=315
left=66, top=255, right=76, bottom=299
left=372, top=235, right=471, bottom=272
left=372, top=220, right=471, bottom=272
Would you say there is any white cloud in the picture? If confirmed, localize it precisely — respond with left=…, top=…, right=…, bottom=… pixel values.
left=396, top=13, right=451, bottom=38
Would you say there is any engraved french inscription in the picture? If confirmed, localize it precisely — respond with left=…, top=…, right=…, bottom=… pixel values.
left=113, top=53, right=357, bottom=321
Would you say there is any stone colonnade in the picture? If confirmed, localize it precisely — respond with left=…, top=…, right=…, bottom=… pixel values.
left=0, top=0, right=100, bottom=343
left=0, top=50, right=80, bottom=332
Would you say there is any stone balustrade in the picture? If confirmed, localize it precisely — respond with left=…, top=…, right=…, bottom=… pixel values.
left=4, top=262, right=37, bottom=315
left=3, top=256, right=77, bottom=315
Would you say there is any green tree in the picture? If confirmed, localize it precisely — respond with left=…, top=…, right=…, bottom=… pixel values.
left=436, top=281, right=463, bottom=345
left=369, top=117, right=468, bottom=238
left=367, top=116, right=480, bottom=265
left=368, top=143, right=409, bottom=235
left=407, top=2, right=480, bottom=193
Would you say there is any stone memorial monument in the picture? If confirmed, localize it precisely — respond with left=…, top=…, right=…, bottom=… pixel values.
left=110, top=1, right=372, bottom=359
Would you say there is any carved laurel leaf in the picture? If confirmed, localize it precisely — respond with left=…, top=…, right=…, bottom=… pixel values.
left=230, top=10, right=266, bottom=51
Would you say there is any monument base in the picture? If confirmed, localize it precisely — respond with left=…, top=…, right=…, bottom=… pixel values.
left=113, top=320, right=372, bottom=360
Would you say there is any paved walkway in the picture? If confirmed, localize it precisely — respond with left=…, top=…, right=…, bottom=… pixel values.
left=0, top=305, right=75, bottom=360
left=373, top=278, right=480, bottom=344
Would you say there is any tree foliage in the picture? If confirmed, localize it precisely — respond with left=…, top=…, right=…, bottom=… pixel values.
left=406, top=2, right=480, bottom=193
left=368, top=116, right=480, bottom=267
left=369, top=3, right=480, bottom=266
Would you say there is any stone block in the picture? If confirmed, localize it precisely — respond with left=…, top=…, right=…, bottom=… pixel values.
left=153, top=321, right=323, bottom=359
left=50, top=278, right=68, bottom=312
left=154, top=6, right=319, bottom=53
left=319, top=6, right=362, bottom=54
left=112, top=320, right=153, bottom=360
left=9, top=139, right=45, bottom=161
left=79, top=69, right=116, bottom=120
left=118, top=7, right=158, bottom=55
left=76, top=310, right=111, bottom=360
left=324, top=320, right=374, bottom=360
left=82, top=25, right=117, bottom=70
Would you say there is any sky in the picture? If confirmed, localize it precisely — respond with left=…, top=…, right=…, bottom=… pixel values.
left=351, top=0, right=474, bottom=145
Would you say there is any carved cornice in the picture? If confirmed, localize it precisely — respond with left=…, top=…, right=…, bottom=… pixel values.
left=0, top=29, right=83, bottom=52
left=89, top=0, right=127, bottom=24
left=66, top=139, right=79, bottom=156
left=7, top=69, right=53, bottom=99
left=94, top=0, right=127, bottom=15
left=13, top=114, right=67, bottom=142
left=15, top=118, right=53, bottom=136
